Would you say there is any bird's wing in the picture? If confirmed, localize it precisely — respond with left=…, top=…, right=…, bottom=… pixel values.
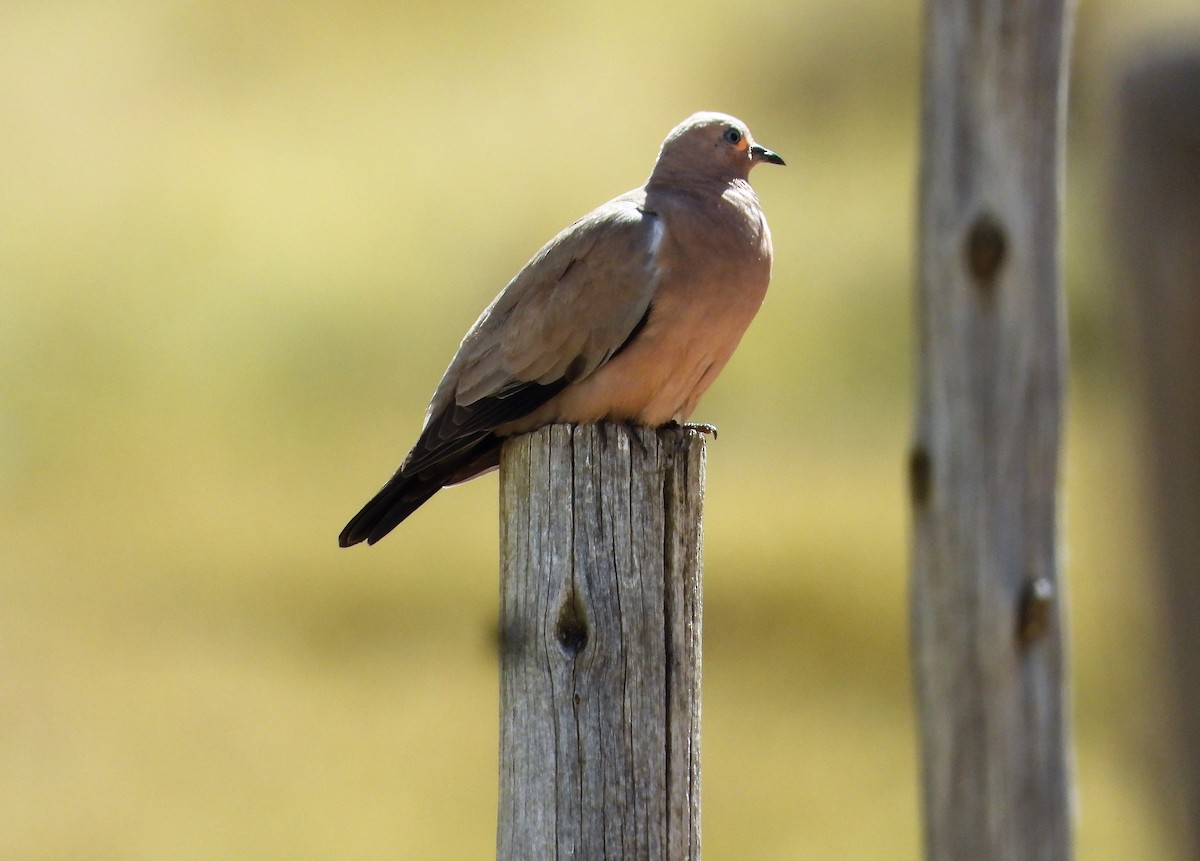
left=402, top=192, right=662, bottom=477
left=339, top=192, right=662, bottom=546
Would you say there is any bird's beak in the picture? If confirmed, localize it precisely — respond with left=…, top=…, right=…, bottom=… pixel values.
left=750, top=144, right=786, bottom=166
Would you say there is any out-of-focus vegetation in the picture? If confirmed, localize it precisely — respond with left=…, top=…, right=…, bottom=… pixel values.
left=2, top=1, right=1198, bottom=857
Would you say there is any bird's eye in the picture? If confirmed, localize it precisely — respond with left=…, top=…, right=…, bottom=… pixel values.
left=723, top=126, right=743, bottom=145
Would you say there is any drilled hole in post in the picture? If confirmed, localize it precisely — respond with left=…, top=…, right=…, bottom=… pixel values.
left=965, top=212, right=1008, bottom=289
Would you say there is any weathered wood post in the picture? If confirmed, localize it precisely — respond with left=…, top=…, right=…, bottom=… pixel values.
left=1113, top=49, right=1200, bottom=858
left=497, top=423, right=704, bottom=861
left=910, top=0, right=1074, bottom=858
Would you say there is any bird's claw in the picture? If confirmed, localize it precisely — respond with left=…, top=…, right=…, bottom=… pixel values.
left=683, top=422, right=718, bottom=440
left=665, top=420, right=718, bottom=440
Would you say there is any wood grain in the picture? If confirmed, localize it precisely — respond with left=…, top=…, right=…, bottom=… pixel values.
left=497, top=423, right=704, bottom=861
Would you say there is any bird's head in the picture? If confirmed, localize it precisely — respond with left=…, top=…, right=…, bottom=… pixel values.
left=650, top=112, right=785, bottom=185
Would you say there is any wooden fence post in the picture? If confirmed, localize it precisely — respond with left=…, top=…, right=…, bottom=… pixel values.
left=910, top=0, right=1075, bottom=858
left=1113, top=49, right=1200, bottom=858
left=497, top=423, right=705, bottom=861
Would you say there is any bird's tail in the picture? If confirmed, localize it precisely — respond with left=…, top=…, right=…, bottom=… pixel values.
left=338, top=436, right=502, bottom=547
left=338, top=472, right=444, bottom=547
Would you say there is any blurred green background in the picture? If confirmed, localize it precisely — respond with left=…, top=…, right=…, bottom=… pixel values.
left=3, top=1, right=1198, bottom=858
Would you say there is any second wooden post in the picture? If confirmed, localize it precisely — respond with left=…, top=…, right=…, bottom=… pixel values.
left=910, top=0, right=1074, bottom=858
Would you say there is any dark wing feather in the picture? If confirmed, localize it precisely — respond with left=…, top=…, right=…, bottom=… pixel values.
left=403, top=379, right=569, bottom=477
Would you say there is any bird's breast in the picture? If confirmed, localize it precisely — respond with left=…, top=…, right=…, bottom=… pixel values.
left=523, top=204, right=769, bottom=426
left=496, top=183, right=773, bottom=433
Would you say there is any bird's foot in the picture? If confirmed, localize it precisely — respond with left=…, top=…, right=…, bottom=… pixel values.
left=684, top=422, right=718, bottom=439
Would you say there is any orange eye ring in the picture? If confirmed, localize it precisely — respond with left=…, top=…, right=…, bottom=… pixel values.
left=722, top=125, right=749, bottom=151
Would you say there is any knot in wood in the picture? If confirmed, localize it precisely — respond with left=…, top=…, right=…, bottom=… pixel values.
left=555, top=590, right=589, bottom=655
left=1018, top=577, right=1055, bottom=645
left=965, top=212, right=1008, bottom=290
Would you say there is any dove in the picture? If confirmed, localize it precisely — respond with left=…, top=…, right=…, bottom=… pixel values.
left=340, top=111, right=783, bottom=546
